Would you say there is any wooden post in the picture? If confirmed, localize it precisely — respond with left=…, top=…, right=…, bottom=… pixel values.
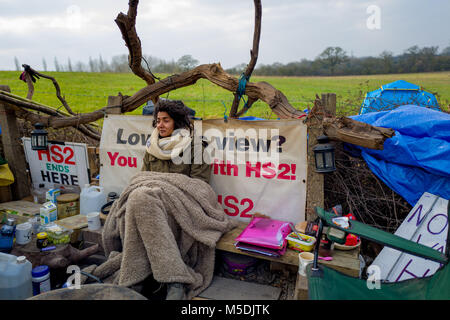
left=0, top=85, right=31, bottom=200
left=106, top=96, right=123, bottom=115
left=87, top=146, right=99, bottom=179
left=305, top=93, right=336, bottom=221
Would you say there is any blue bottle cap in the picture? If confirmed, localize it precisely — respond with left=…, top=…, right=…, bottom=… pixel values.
left=32, top=265, right=49, bottom=277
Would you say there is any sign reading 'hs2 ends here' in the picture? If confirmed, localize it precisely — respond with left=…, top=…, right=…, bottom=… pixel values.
left=22, top=137, right=90, bottom=190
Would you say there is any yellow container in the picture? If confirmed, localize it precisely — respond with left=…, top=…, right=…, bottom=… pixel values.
left=286, top=232, right=316, bottom=252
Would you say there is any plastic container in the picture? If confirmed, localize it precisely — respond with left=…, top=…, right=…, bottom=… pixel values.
left=80, top=184, right=107, bottom=215
left=54, top=183, right=81, bottom=195
left=56, top=193, right=80, bottom=219
left=40, top=201, right=57, bottom=225
left=286, top=232, right=316, bottom=252
left=0, top=218, right=16, bottom=253
left=31, top=265, right=51, bottom=296
left=222, top=252, right=257, bottom=276
left=36, top=232, right=49, bottom=249
left=41, top=223, right=73, bottom=245
left=32, top=184, right=47, bottom=204
left=0, top=253, right=33, bottom=299
left=28, top=216, right=41, bottom=236
left=46, top=188, right=61, bottom=204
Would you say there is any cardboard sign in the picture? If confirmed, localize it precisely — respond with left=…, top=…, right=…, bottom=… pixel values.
left=22, top=137, right=90, bottom=190
left=371, top=192, right=448, bottom=282
left=99, top=115, right=307, bottom=223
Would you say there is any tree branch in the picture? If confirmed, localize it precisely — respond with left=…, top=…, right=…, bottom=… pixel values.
left=229, top=0, right=262, bottom=118
left=24, top=73, right=34, bottom=100
left=115, top=0, right=156, bottom=92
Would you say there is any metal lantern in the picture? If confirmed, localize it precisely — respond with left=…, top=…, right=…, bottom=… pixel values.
left=313, top=135, right=335, bottom=173
left=31, top=123, right=48, bottom=150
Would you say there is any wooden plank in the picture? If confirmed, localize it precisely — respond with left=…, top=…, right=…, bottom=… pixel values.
left=305, top=93, right=336, bottom=222
left=0, top=85, right=31, bottom=200
left=87, top=146, right=99, bottom=179
left=0, top=200, right=41, bottom=216
left=198, top=276, right=282, bottom=300
left=0, top=186, right=12, bottom=203
left=106, top=96, right=122, bottom=114
left=294, top=273, right=308, bottom=300
left=56, top=214, right=88, bottom=230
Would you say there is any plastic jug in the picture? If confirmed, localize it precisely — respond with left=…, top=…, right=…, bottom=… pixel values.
left=80, top=184, right=107, bottom=215
left=0, top=253, right=33, bottom=300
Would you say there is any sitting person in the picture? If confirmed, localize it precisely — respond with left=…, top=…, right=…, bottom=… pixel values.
left=141, top=99, right=210, bottom=299
left=142, top=99, right=210, bottom=184
left=80, top=99, right=236, bottom=300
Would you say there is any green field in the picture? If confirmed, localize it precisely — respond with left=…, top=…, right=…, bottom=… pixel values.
left=0, top=70, right=449, bottom=125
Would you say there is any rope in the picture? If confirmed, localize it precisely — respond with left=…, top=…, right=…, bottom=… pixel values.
left=220, top=100, right=228, bottom=122
left=236, top=73, right=250, bottom=113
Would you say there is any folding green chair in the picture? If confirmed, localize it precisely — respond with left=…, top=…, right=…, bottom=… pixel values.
left=307, top=203, right=450, bottom=300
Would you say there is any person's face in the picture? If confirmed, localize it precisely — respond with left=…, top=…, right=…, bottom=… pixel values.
left=156, top=111, right=175, bottom=137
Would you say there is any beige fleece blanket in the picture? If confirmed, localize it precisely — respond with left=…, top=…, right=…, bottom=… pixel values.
left=82, top=171, right=237, bottom=300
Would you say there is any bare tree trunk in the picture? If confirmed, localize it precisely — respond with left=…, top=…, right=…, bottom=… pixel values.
left=229, top=0, right=262, bottom=118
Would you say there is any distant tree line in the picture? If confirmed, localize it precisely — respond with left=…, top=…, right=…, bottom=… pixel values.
left=13, top=54, right=199, bottom=74
left=228, top=45, right=450, bottom=76
left=12, top=45, right=450, bottom=76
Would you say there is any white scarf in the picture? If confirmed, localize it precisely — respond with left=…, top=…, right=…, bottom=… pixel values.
left=146, top=128, right=192, bottom=160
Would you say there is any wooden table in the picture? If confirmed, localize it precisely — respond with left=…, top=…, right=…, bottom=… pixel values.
left=216, top=221, right=361, bottom=276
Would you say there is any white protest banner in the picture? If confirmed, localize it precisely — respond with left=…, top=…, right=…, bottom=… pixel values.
left=99, top=115, right=307, bottom=223
left=198, top=118, right=307, bottom=223
left=371, top=192, right=448, bottom=282
left=22, top=137, right=90, bottom=189
left=99, top=114, right=153, bottom=196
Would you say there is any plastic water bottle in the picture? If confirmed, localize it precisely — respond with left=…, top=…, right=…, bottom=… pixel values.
left=80, top=184, right=107, bottom=215
left=0, top=253, right=33, bottom=300
left=0, top=218, right=16, bottom=253
left=32, top=184, right=47, bottom=204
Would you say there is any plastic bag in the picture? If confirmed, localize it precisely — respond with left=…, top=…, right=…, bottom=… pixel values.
left=235, top=217, right=291, bottom=250
left=0, top=164, right=14, bottom=186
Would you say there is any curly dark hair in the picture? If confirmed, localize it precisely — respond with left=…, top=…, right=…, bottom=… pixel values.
left=152, top=99, right=193, bottom=132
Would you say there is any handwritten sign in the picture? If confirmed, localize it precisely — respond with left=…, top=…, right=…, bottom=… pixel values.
left=99, top=114, right=153, bottom=196
left=99, top=115, right=307, bottom=223
left=200, top=118, right=307, bottom=223
left=22, top=137, right=90, bottom=190
left=372, top=192, right=448, bottom=282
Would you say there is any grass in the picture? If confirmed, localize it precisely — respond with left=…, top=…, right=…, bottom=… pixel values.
left=0, top=70, right=449, bottom=126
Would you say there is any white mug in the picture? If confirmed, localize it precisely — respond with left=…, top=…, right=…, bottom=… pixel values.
left=298, top=252, right=314, bottom=276
left=16, top=222, right=32, bottom=245
left=87, top=212, right=101, bottom=231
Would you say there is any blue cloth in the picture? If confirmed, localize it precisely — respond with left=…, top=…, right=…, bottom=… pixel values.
left=359, top=80, right=441, bottom=115
left=238, top=116, right=266, bottom=121
left=349, top=105, right=450, bottom=205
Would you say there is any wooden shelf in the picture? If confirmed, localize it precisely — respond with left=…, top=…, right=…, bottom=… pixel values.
left=216, top=221, right=361, bottom=277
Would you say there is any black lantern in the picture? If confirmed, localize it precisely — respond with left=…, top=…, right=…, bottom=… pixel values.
left=313, top=135, right=335, bottom=173
left=31, top=123, right=48, bottom=150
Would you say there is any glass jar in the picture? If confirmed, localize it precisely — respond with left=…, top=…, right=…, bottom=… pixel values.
left=36, top=232, right=48, bottom=249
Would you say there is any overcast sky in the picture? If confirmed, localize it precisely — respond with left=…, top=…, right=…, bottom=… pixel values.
left=1, top=0, right=449, bottom=71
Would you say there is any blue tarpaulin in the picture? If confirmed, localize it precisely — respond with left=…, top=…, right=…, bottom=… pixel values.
left=349, top=105, right=450, bottom=205
left=359, top=80, right=441, bottom=115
